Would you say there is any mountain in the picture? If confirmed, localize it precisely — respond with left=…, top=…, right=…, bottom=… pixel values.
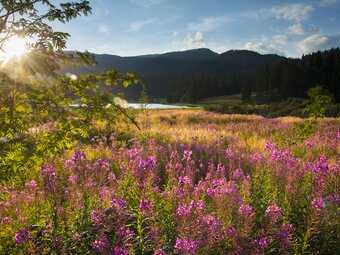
left=60, top=48, right=284, bottom=101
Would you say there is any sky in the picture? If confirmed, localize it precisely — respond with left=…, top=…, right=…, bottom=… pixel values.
left=46, top=0, right=340, bottom=57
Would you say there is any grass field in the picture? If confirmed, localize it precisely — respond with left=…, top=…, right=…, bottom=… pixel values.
left=1, top=109, right=339, bottom=254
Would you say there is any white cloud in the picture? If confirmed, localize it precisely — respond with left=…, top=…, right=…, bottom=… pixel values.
left=243, top=41, right=284, bottom=55
left=273, top=35, right=289, bottom=44
left=129, top=18, right=157, bottom=32
left=242, top=3, right=314, bottom=22
left=297, top=34, right=340, bottom=53
left=316, top=0, right=339, bottom=7
left=188, top=16, right=232, bottom=32
left=269, top=4, right=314, bottom=22
left=173, top=32, right=206, bottom=50
left=98, top=24, right=109, bottom=33
left=184, top=32, right=206, bottom=48
left=129, top=0, right=164, bottom=7
left=288, top=23, right=307, bottom=35
left=288, top=23, right=320, bottom=35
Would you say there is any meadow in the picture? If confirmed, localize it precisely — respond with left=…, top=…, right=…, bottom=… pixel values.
left=1, top=109, right=339, bottom=254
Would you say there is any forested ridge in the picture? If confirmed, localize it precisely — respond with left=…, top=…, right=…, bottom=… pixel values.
left=61, top=48, right=340, bottom=104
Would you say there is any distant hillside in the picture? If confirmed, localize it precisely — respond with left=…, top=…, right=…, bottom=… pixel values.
left=60, top=48, right=283, bottom=101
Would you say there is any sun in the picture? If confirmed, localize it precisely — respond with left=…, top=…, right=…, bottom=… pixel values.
left=0, top=36, right=30, bottom=61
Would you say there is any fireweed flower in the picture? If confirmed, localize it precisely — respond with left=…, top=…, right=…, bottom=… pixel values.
left=14, top=230, right=29, bottom=244
left=174, top=238, right=200, bottom=254
left=111, top=196, right=127, bottom=208
left=118, top=226, right=133, bottom=239
left=108, top=172, right=116, bottom=181
left=114, top=246, right=130, bottom=255
left=225, top=148, right=234, bottom=158
left=225, top=227, right=237, bottom=238
left=139, top=199, right=153, bottom=212
left=183, top=150, right=193, bottom=161
left=25, top=180, right=38, bottom=189
left=177, top=200, right=204, bottom=216
left=266, top=204, right=283, bottom=222
left=326, top=194, right=340, bottom=204
left=265, top=141, right=276, bottom=150
left=72, top=232, right=80, bottom=241
left=232, top=168, right=244, bottom=180
left=73, top=150, right=87, bottom=162
left=41, top=166, right=55, bottom=176
left=170, top=150, right=179, bottom=159
left=68, top=174, right=77, bottom=184
left=139, top=156, right=156, bottom=171
left=305, top=140, right=313, bottom=147
left=1, top=217, right=12, bottom=224
left=154, top=248, right=167, bottom=255
left=238, top=204, right=255, bottom=218
left=311, top=197, right=326, bottom=210
left=65, top=159, right=73, bottom=168
left=178, top=176, right=191, bottom=185
left=93, top=235, right=109, bottom=252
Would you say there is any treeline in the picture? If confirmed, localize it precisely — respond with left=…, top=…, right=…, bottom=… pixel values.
left=167, top=75, right=242, bottom=103
left=257, top=48, right=340, bottom=102
left=167, top=48, right=340, bottom=104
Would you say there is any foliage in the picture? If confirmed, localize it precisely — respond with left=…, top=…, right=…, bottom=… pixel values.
left=0, top=0, right=143, bottom=183
left=1, top=110, right=339, bottom=254
left=0, top=0, right=93, bottom=75
left=255, top=48, right=340, bottom=103
left=241, top=80, right=252, bottom=102
left=0, top=70, right=140, bottom=182
left=304, top=86, right=333, bottom=118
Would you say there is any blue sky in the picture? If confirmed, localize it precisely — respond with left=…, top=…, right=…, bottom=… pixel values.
left=57, top=0, right=340, bottom=57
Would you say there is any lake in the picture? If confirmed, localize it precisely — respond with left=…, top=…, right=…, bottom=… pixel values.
left=127, top=103, right=193, bottom=109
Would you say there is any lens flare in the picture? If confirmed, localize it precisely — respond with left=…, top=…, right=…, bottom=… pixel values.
left=0, top=36, right=30, bottom=61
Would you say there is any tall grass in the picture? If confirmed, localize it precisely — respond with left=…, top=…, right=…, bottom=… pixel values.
left=1, top=110, right=339, bottom=254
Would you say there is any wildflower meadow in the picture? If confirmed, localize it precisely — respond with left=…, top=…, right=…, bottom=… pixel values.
left=0, top=110, right=339, bottom=254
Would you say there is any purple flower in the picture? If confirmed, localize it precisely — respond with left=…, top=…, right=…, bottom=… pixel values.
left=170, top=150, right=178, bottom=159
left=108, top=172, right=116, bottom=182
left=91, top=210, right=102, bottom=224
left=65, top=159, right=73, bottom=168
left=73, top=150, right=86, bottom=162
left=118, top=227, right=133, bottom=239
left=238, top=204, right=254, bottom=218
left=93, top=235, right=109, bottom=252
left=139, top=199, right=153, bottom=212
left=225, top=148, right=234, bottom=158
left=311, top=197, right=326, bottom=210
left=41, top=166, right=55, bottom=176
left=266, top=204, right=282, bottom=215
left=177, top=200, right=204, bottom=216
left=305, top=140, right=313, bottom=147
left=326, top=194, right=340, bottom=204
left=111, top=196, right=127, bottom=208
left=114, top=246, right=130, bottom=255
left=258, top=237, right=269, bottom=247
left=154, top=248, right=167, bottom=255
left=139, top=156, right=156, bottom=171
left=232, top=168, right=244, bottom=180
left=183, top=150, right=193, bottom=161
left=25, top=180, right=38, bottom=189
left=174, top=238, right=200, bottom=254
left=68, top=174, right=77, bottom=184
left=225, top=227, right=237, bottom=237
left=265, top=141, right=276, bottom=150
left=177, top=203, right=192, bottom=216
left=178, top=176, right=191, bottom=185
left=1, top=217, right=12, bottom=224
left=14, top=230, right=29, bottom=244
left=266, top=204, right=283, bottom=221
left=72, top=232, right=80, bottom=241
